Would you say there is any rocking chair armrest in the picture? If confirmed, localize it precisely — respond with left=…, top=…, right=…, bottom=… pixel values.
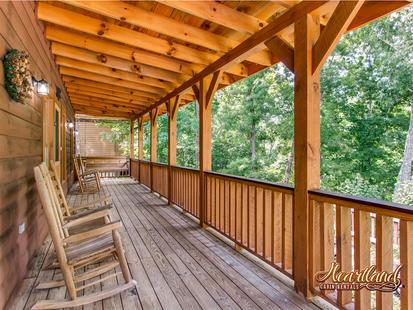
left=65, top=205, right=112, bottom=221
left=64, top=221, right=122, bottom=244
left=63, top=209, right=111, bottom=229
left=71, top=196, right=112, bottom=212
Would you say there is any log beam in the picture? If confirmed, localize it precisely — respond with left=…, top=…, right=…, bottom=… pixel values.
left=130, top=119, right=135, bottom=160
left=150, top=108, right=159, bottom=191
left=293, top=14, right=321, bottom=298
left=197, top=73, right=221, bottom=226
left=312, top=1, right=364, bottom=74
left=265, top=36, right=294, bottom=72
left=167, top=96, right=180, bottom=205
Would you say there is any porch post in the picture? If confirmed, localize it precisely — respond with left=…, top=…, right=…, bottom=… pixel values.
left=150, top=108, right=158, bottom=191
left=130, top=118, right=135, bottom=159
left=129, top=118, right=135, bottom=177
left=293, top=14, right=320, bottom=297
left=196, top=71, right=222, bottom=227
left=138, top=117, right=144, bottom=183
left=168, top=96, right=179, bottom=205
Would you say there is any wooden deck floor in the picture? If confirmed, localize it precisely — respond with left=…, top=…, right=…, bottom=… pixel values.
left=10, top=178, right=318, bottom=310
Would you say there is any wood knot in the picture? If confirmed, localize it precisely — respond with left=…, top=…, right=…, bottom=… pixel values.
left=97, top=30, right=105, bottom=36
left=120, top=16, right=126, bottom=21
left=132, top=64, right=141, bottom=72
left=167, top=46, right=177, bottom=56
left=259, top=22, right=264, bottom=27
left=97, top=54, right=107, bottom=63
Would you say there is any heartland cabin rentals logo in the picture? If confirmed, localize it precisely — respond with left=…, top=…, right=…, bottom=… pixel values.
left=315, top=262, right=402, bottom=292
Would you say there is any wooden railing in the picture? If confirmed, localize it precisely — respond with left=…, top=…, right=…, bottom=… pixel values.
left=170, top=166, right=200, bottom=218
left=205, top=171, right=294, bottom=278
left=309, top=190, right=413, bottom=309
left=139, top=160, right=151, bottom=188
left=82, top=156, right=129, bottom=177
left=130, top=159, right=413, bottom=308
left=130, top=159, right=139, bottom=180
left=152, top=162, right=168, bottom=198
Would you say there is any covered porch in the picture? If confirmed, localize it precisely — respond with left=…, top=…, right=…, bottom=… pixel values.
left=1, top=1, right=413, bottom=309
left=11, top=178, right=315, bottom=310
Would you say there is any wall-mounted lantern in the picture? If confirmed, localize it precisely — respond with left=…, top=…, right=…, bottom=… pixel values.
left=32, top=77, right=49, bottom=96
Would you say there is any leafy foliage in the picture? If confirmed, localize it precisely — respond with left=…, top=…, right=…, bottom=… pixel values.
left=97, top=7, right=413, bottom=202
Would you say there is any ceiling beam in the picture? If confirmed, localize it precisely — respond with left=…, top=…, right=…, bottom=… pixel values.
left=56, top=56, right=172, bottom=91
left=72, top=105, right=135, bottom=118
left=46, top=26, right=249, bottom=78
left=163, top=1, right=267, bottom=34
left=67, top=89, right=149, bottom=107
left=38, top=2, right=218, bottom=65
left=70, top=99, right=143, bottom=113
left=65, top=84, right=153, bottom=104
left=68, top=93, right=149, bottom=108
left=61, top=76, right=158, bottom=97
left=138, top=1, right=328, bottom=116
left=63, top=0, right=239, bottom=52
left=62, top=0, right=272, bottom=67
left=52, top=42, right=184, bottom=84
left=62, top=76, right=195, bottom=103
left=348, top=1, right=410, bottom=31
left=59, top=67, right=162, bottom=97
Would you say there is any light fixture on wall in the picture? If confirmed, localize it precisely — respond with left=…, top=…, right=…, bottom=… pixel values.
left=32, top=76, right=49, bottom=96
left=67, top=122, right=74, bottom=129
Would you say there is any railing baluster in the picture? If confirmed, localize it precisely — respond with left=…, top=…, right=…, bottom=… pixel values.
left=400, top=220, right=413, bottom=309
left=336, top=205, right=352, bottom=306
left=310, top=199, right=321, bottom=292
left=376, top=214, right=393, bottom=309
left=354, top=209, right=371, bottom=309
left=284, top=194, right=293, bottom=272
left=320, top=202, right=335, bottom=297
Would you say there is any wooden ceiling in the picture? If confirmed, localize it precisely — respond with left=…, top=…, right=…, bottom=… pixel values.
left=37, top=1, right=410, bottom=120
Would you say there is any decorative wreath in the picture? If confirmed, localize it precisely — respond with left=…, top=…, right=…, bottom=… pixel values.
left=3, top=49, right=32, bottom=103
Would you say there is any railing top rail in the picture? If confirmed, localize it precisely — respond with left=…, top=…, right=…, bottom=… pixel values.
left=205, top=170, right=294, bottom=192
left=139, top=159, right=151, bottom=164
left=309, top=189, right=413, bottom=219
left=171, top=165, right=200, bottom=173
left=152, top=162, right=168, bottom=167
left=82, top=156, right=129, bottom=159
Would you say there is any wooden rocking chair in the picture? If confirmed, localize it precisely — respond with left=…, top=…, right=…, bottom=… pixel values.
left=74, top=156, right=101, bottom=193
left=33, top=165, right=136, bottom=309
left=39, top=163, right=114, bottom=269
left=49, top=160, right=111, bottom=217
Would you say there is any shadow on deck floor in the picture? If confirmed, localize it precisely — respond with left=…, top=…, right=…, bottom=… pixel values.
left=9, top=178, right=319, bottom=310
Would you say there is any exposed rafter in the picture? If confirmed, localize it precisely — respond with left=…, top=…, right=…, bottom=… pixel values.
left=35, top=0, right=410, bottom=118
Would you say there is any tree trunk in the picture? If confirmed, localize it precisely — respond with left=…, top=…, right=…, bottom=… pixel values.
left=394, top=90, right=413, bottom=202
left=283, top=140, right=294, bottom=183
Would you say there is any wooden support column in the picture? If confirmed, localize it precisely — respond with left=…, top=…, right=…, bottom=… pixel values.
left=195, top=71, right=222, bottom=227
left=130, top=118, right=135, bottom=159
left=150, top=108, right=158, bottom=191
left=168, top=96, right=180, bottom=204
left=293, top=14, right=321, bottom=298
left=129, top=118, right=135, bottom=177
left=292, top=2, right=364, bottom=297
left=137, top=117, right=144, bottom=182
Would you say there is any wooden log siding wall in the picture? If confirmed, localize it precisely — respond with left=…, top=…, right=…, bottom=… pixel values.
left=0, top=1, right=73, bottom=308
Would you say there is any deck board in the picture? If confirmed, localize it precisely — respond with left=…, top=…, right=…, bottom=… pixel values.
left=9, top=178, right=318, bottom=310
